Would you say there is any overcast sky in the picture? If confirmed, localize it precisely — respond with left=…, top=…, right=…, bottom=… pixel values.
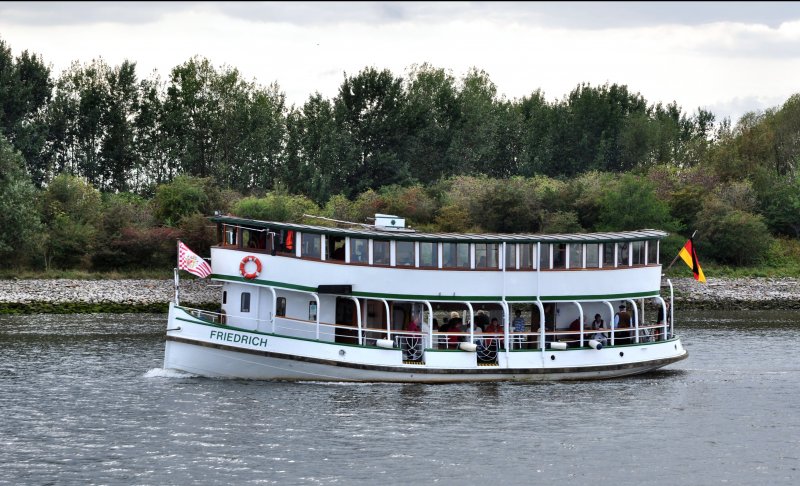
left=2, top=1, right=799, bottom=123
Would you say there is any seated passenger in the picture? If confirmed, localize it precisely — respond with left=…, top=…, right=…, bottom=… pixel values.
left=590, top=313, right=607, bottom=345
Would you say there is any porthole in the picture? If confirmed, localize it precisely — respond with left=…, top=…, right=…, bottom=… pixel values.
left=619, top=351, right=624, bottom=357
left=550, top=355, right=556, bottom=361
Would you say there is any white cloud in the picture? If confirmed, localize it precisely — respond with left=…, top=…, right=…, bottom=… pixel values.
left=1, top=2, right=799, bottom=122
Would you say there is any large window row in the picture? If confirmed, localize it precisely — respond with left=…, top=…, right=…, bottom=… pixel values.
left=221, top=226, right=660, bottom=270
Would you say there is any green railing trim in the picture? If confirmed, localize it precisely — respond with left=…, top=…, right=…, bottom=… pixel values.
left=209, top=274, right=660, bottom=302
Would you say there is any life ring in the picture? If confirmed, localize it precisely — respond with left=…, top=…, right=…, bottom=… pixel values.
left=239, top=255, right=262, bottom=279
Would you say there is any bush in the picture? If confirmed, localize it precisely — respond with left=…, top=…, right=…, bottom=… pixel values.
left=151, top=175, right=222, bottom=226
left=232, top=193, right=320, bottom=223
left=695, top=196, right=772, bottom=265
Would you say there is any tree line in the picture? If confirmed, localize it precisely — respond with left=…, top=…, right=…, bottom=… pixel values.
left=1, top=37, right=799, bottom=272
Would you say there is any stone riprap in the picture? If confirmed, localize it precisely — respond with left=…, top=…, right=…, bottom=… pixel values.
left=0, top=279, right=220, bottom=306
left=670, top=277, right=800, bottom=309
left=0, top=277, right=798, bottom=311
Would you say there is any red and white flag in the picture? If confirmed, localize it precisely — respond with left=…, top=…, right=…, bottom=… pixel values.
left=178, top=241, right=212, bottom=278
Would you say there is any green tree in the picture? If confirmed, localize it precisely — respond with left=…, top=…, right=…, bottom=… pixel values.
left=0, top=135, right=42, bottom=266
left=402, top=64, right=459, bottom=183
left=695, top=195, right=772, bottom=265
left=151, top=175, right=221, bottom=226
left=334, top=67, right=409, bottom=195
left=39, top=174, right=102, bottom=269
left=232, top=192, right=319, bottom=223
left=595, top=173, right=677, bottom=231
left=0, top=39, right=52, bottom=184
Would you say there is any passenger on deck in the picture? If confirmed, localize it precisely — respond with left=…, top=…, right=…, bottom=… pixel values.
left=512, top=309, right=526, bottom=348
left=614, top=304, right=631, bottom=344
left=484, top=317, right=503, bottom=349
left=591, top=313, right=607, bottom=345
left=447, top=311, right=463, bottom=349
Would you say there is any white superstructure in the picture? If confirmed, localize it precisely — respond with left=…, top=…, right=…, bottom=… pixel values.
left=163, top=216, right=687, bottom=381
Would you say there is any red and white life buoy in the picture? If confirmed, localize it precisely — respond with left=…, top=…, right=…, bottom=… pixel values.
left=239, top=255, right=262, bottom=279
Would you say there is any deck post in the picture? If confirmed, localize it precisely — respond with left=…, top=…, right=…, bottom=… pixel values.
left=381, top=298, right=391, bottom=341
left=573, top=301, right=584, bottom=347
left=351, top=296, right=362, bottom=345
left=267, top=286, right=277, bottom=333
left=534, top=300, right=545, bottom=351
left=424, top=300, right=433, bottom=351
left=604, top=301, right=615, bottom=345
left=627, top=298, right=639, bottom=343
left=667, top=279, right=674, bottom=339
left=465, top=302, right=474, bottom=343
left=312, top=293, right=320, bottom=340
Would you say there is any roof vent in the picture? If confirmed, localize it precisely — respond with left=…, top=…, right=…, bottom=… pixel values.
left=374, top=214, right=406, bottom=230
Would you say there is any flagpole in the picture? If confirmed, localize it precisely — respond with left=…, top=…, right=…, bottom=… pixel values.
left=175, top=239, right=180, bottom=305
left=664, top=230, right=697, bottom=273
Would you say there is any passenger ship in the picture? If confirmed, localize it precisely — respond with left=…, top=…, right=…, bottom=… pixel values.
left=163, top=214, right=687, bottom=382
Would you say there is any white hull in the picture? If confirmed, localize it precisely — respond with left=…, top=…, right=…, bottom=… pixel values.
left=164, top=305, right=688, bottom=383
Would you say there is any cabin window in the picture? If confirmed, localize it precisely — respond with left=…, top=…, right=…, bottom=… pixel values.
left=373, top=240, right=390, bottom=265
left=419, top=242, right=438, bottom=267
left=475, top=243, right=499, bottom=269
left=396, top=241, right=415, bottom=266
left=301, top=233, right=322, bottom=259
left=223, top=291, right=227, bottom=304
left=568, top=243, right=583, bottom=269
left=504, top=243, right=516, bottom=269
left=520, top=243, right=535, bottom=269
left=327, top=235, right=346, bottom=261
left=241, top=292, right=251, bottom=313
left=618, top=242, right=630, bottom=266
left=647, top=240, right=658, bottom=265
left=442, top=242, right=469, bottom=268
left=602, top=243, right=615, bottom=267
left=539, top=244, right=551, bottom=269
left=585, top=243, right=600, bottom=268
left=632, top=241, right=645, bottom=265
left=350, top=238, right=368, bottom=263
left=276, top=297, right=286, bottom=317
left=553, top=244, right=567, bottom=269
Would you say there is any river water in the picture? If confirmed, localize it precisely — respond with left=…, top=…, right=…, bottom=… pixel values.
left=1, top=310, right=798, bottom=485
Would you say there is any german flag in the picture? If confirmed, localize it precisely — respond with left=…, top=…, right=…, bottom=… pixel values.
left=678, top=238, right=706, bottom=283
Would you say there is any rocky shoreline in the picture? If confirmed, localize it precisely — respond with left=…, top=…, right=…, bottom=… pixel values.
left=1, top=277, right=800, bottom=313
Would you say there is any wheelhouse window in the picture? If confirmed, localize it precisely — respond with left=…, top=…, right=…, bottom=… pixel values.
left=419, top=242, right=438, bottom=267
left=504, top=243, right=516, bottom=269
left=539, top=244, right=551, bottom=270
left=350, top=238, right=368, bottom=263
left=396, top=241, right=415, bottom=266
left=301, top=233, right=322, bottom=259
left=373, top=240, right=390, bottom=265
left=276, top=230, right=295, bottom=254
left=241, top=292, right=251, bottom=313
left=243, top=228, right=265, bottom=249
left=632, top=241, right=645, bottom=265
left=326, top=235, right=346, bottom=261
left=586, top=243, right=600, bottom=268
left=224, top=225, right=237, bottom=246
left=603, top=243, right=615, bottom=267
left=618, top=242, right=630, bottom=266
left=442, top=242, right=469, bottom=268
left=568, top=243, right=583, bottom=269
left=475, top=243, right=499, bottom=269
left=647, top=240, right=659, bottom=265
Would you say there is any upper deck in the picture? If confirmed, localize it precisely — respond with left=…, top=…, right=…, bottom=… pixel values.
left=209, top=216, right=667, bottom=301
